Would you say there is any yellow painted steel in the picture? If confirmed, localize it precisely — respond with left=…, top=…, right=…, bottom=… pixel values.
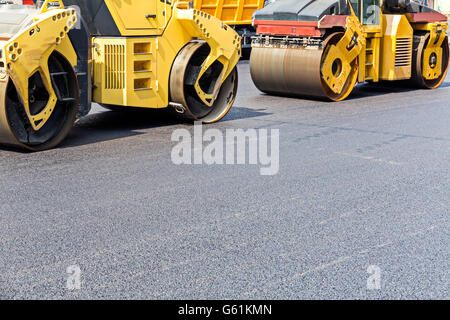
left=321, top=16, right=365, bottom=94
left=0, top=1, right=77, bottom=131
left=352, top=5, right=448, bottom=84
left=380, top=14, right=413, bottom=81
left=177, top=0, right=264, bottom=25
left=104, top=0, right=171, bottom=36
left=332, top=1, right=448, bottom=86
left=176, top=8, right=241, bottom=106
left=414, top=22, right=448, bottom=80
left=92, top=37, right=159, bottom=108
left=92, top=7, right=241, bottom=109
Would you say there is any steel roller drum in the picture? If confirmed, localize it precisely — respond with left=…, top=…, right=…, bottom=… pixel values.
left=250, top=32, right=359, bottom=101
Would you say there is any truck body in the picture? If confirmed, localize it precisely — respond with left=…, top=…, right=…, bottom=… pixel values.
left=178, top=0, right=265, bottom=48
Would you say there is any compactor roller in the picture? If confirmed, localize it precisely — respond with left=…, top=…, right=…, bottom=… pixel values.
left=0, top=0, right=241, bottom=150
left=250, top=0, right=449, bottom=101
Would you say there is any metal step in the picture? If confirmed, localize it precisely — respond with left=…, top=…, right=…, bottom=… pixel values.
left=50, top=71, right=74, bottom=103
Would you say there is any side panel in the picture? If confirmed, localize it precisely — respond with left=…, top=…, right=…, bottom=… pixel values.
left=380, top=14, right=413, bottom=81
left=91, top=7, right=241, bottom=110
left=106, top=0, right=157, bottom=30
left=104, top=0, right=172, bottom=36
left=63, top=0, right=172, bottom=36
left=91, top=14, right=193, bottom=109
left=92, top=37, right=160, bottom=108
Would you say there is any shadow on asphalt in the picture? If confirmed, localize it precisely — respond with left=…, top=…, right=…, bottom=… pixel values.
left=245, top=80, right=450, bottom=103
left=62, top=105, right=271, bottom=148
left=347, top=80, right=450, bottom=100
left=222, top=104, right=272, bottom=121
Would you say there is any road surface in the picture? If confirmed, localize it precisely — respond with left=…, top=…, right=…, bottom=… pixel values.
left=0, top=61, right=449, bottom=299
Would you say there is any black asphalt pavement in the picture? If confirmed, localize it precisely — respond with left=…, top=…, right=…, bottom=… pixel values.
left=0, top=61, right=449, bottom=299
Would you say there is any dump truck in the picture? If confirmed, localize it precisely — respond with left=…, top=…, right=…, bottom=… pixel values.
left=249, top=0, right=449, bottom=101
left=0, top=0, right=241, bottom=150
left=177, top=0, right=266, bottom=49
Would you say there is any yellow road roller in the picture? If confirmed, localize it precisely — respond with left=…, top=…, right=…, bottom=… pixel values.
left=0, top=0, right=241, bottom=150
left=250, top=0, right=449, bottom=101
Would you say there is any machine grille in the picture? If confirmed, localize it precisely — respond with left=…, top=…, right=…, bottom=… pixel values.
left=395, top=37, right=412, bottom=67
left=105, top=44, right=125, bottom=89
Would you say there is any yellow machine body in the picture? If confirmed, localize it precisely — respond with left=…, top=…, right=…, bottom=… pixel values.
left=339, top=2, right=448, bottom=85
left=92, top=7, right=240, bottom=110
left=413, top=21, right=448, bottom=81
left=357, top=12, right=448, bottom=83
left=0, top=4, right=77, bottom=131
left=379, top=15, right=413, bottom=81
left=103, top=0, right=168, bottom=35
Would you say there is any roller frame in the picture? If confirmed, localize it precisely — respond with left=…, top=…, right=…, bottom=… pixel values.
left=320, top=15, right=364, bottom=94
left=175, top=8, right=241, bottom=107
left=0, top=2, right=77, bottom=131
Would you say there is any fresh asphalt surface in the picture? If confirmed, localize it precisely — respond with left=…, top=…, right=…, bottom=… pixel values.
left=0, top=61, right=449, bottom=299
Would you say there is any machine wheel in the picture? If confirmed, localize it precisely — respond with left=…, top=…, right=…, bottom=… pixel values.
left=411, top=33, right=449, bottom=89
left=250, top=32, right=359, bottom=101
left=0, top=52, right=79, bottom=151
left=169, top=42, right=238, bottom=123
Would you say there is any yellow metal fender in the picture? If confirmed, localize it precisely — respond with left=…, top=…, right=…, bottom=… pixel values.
left=1, top=1, right=77, bottom=131
left=175, top=7, right=241, bottom=106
